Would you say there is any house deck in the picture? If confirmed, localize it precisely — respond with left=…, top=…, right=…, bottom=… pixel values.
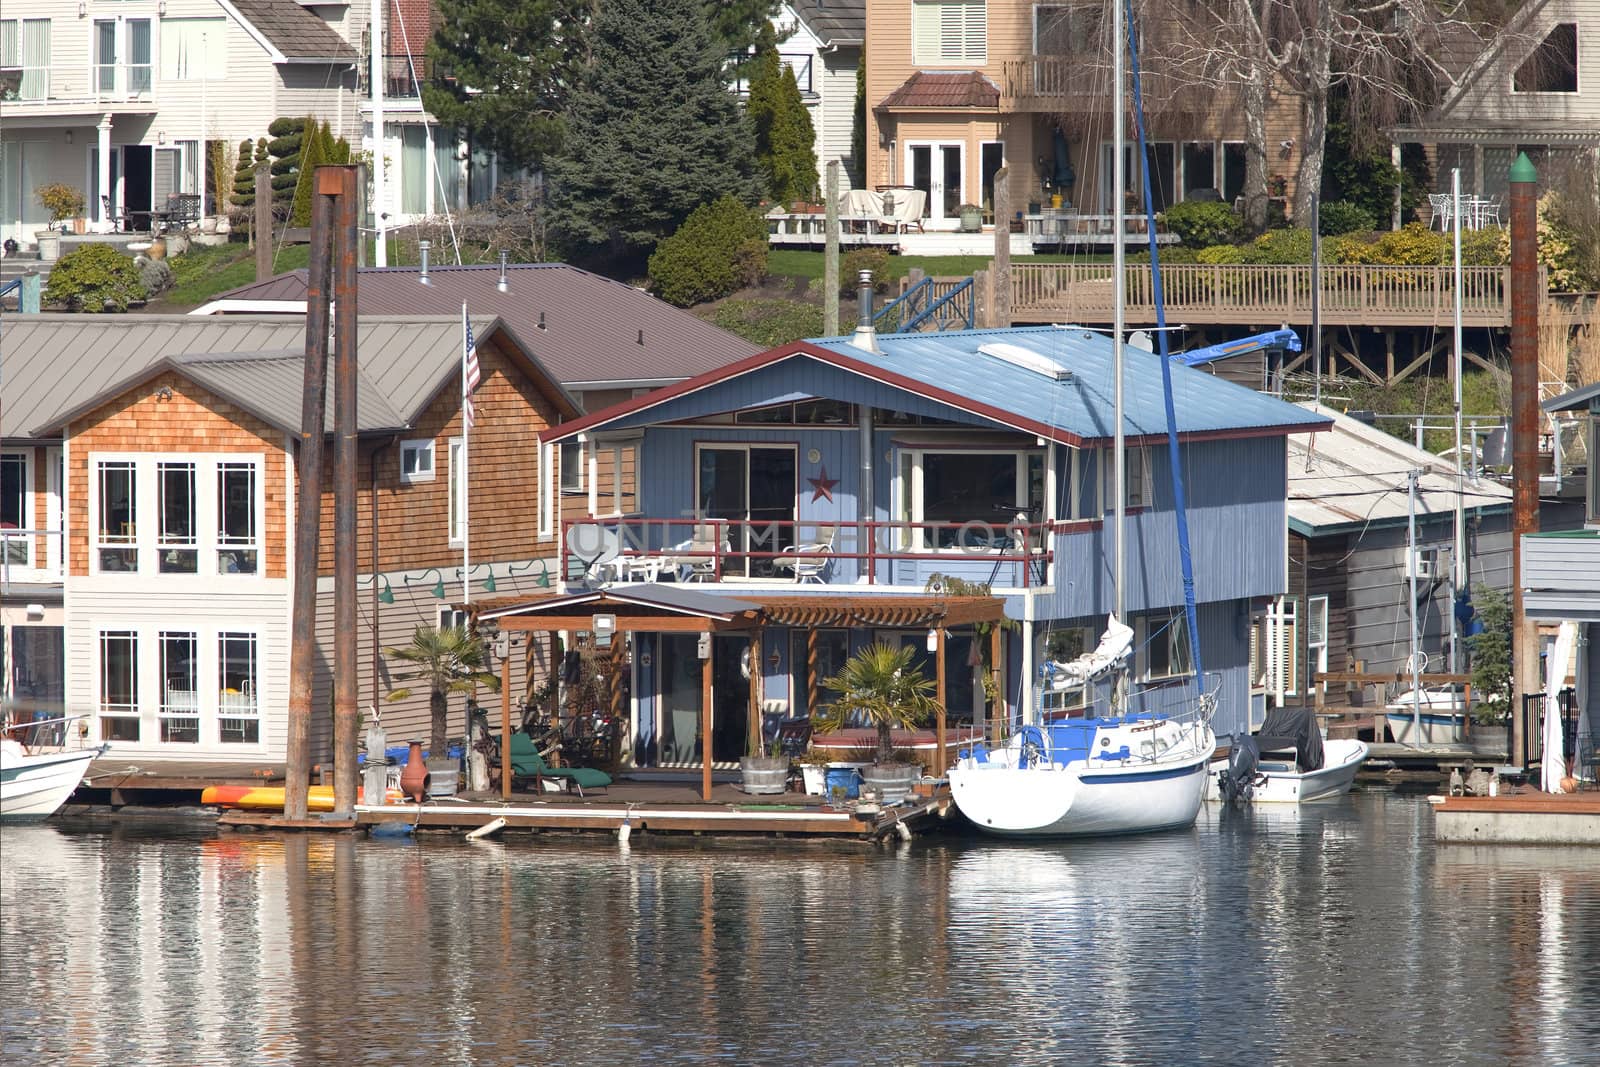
left=1432, top=788, right=1600, bottom=845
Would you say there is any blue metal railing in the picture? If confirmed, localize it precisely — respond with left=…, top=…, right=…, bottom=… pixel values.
left=873, top=276, right=975, bottom=333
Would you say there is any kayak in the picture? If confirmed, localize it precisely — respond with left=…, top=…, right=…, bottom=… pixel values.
left=201, top=784, right=404, bottom=811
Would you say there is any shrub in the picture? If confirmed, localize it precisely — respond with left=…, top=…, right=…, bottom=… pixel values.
left=1243, top=226, right=1313, bottom=264
left=1362, top=222, right=1448, bottom=265
left=44, top=243, right=147, bottom=312
left=1132, top=246, right=1198, bottom=264
left=710, top=298, right=828, bottom=346
left=1196, top=244, right=1246, bottom=265
left=35, top=182, right=85, bottom=223
left=646, top=194, right=768, bottom=307
left=1159, top=200, right=1243, bottom=248
left=137, top=256, right=175, bottom=298
left=1318, top=200, right=1375, bottom=236
left=840, top=247, right=891, bottom=294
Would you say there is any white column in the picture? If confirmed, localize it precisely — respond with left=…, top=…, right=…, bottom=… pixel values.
left=96, top=115, right=114, bottom=232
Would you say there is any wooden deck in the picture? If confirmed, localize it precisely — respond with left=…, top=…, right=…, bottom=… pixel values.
left=1432, top=787, right=1600, bottom=845
left=82, top=758, right=287, bottom=804
left=1011, top=262, right=1517, bottom=327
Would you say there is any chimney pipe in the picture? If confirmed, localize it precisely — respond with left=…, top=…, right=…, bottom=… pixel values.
left=418, top=239, right=431, bottom=284
left=850, top=270, right=880, bottom=354
left=497, top=250, right=509, bottom=293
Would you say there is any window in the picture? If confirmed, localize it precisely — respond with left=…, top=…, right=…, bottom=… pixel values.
left=789, top=628, right=849, bottom=717
left=438, top=607, right=469, bottom=632
left=1042, top=625, right=1096, bottom=716
left=896, top=448, right=1043, bottom=550
left=0, top=19, right=51, bottom=100
left=560, top=439, right=584, bottom=493
left=539, top=442, right=554, bottom=539
left=1266, top=596, right=1298, bottom=698
left=1514, top=23, right=1578, bottom=93
left=448, top=437, right=465, bottom=545
left=1099, top=447, right=1150, bottom=510
left=1307, top=595, right=1329, bottom=678
left=913, top=0, right=986, bottom=64
left=159, top=17, right=226, bottom=80
left=157, top=462, right=198, bottom=573
left=399, top=439, right=435, bottom=484
left=94, top=18, right=151, bottom=98
left=1, top=452, right=27, bottom=565
left=218, top=632, right=259, bottom=744
left=595, top=442, right=638, bottom=516
left=733, top=400, right=853, bottom=425
left=99, top=631, right=140, bottom=742
left=1034, top=4, right=1099, bottom=56
left=158, top=631, right=199, bottom=743
left=1141, top=611, right=1192, bottom=682
left=1221, top=142, right=1248, bottom=205
left=1588, top=416, right=1599, bottom=526
left=96, top=461, right=138, bottom=572
left=217, top=463, right=258, bottom=574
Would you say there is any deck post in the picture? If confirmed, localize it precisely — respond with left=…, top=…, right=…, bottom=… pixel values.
left=748, top=628, right=763, bottom=755
left=1509, top=152, right=1541, bottom=766
left=989, top=626, right=1003, bottom=741
left=806, top=628, right=818, bottom=715
left=331, top=165, right=360, bottom=818
left=935, top=626, right=947, bottom=776
left=702, top=637, right=714, bottom=802
left=501, top=636, right=513, bottom=799
left=992, top=166, right=1011, bottom=327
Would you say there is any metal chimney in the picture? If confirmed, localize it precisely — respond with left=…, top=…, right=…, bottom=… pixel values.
left=497, top=250, right=509, bottom=293
left=850, top=270, right=880, bottom=353
left=418, top=239, right=431, bottom=284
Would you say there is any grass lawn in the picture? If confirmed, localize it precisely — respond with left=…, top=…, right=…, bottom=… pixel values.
left=767, top=249, right=1095, bottom=282
left=156, top=241, right=312, bottom=310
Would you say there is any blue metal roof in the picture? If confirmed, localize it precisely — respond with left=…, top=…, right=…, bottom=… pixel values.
left=804, top=326, right=1329, bottom=440
left=1171, top=328, right=1302, bottom=367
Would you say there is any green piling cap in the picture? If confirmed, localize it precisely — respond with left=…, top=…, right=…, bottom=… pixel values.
left=1509, top=152, right=1537, bottom=184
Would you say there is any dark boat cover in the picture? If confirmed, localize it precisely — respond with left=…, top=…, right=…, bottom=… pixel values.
left=1256, top=706, right=1324, bottom=772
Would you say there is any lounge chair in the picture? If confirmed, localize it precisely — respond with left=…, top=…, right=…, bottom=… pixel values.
left=508, top=730, right=612, bottom=796
left=775, top=524, right=835, bottom=584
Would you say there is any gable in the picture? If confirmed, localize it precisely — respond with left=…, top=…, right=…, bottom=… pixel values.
left=1433, top=0, right=1599, bottom=128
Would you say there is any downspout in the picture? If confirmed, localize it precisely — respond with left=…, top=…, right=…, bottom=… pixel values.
left=371, top=436, right=396, bottom=721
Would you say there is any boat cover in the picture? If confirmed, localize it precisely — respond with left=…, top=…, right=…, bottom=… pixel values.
left=1256, top=706, right=1323, bottom=772
left=1043, top=615, right=1133, bottom=689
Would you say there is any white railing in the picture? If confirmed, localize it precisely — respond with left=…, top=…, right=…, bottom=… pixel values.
left=0, top=528, right=64, bottom=588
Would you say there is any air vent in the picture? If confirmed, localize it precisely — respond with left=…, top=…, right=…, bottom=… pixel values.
left=977, top=342, right=1072, bottom=381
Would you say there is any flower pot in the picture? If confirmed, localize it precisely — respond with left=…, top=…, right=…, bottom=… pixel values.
left=740, top=755, right=789, bottom=795
left=862, top=762, right=918, bottom=806
left=800, top=765, right=827, bottom=796
left=823, top=765, right=860, bottom=801
left=72, top=217, right=87, bottom=235
left=957, top=207, right=983, bottom=233
left=34, top=230, right=61, bottom=261
left=399, top=741, right=430, bottom=802
left=146, top=236, right=167, bottom=260
left=425, top=757, right=459, bottom=797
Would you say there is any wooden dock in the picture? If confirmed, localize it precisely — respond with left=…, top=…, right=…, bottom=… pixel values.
left=1432, top=789, right=1600, bottom=845
left=82, top=758, right=287, bottom=806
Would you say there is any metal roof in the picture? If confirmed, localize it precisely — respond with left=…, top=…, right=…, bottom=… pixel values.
left=175, top=351, right=408, bottom=434
left=200, top=264, right=761, bottom=390
left=1543, top=380, right=1600, bottom=413
left=1286, top=402, right=1512, bottom=536
left=788, top=0, right=865, bottom=45
left=546, top=327, right=1332, bottom=446
left=227, top=0, right=358, bottom=60
left=1, top=314, right=543, bottom=439
left=474, top=583, right=752, bottom=622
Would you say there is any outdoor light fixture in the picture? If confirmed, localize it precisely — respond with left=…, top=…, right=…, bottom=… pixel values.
left=593, top=613, right=618, bottom=648
left=361, top=574, right=395, bottom=604
left=405, top=568, right=447, bottom=599
left=508, top=558, right=551, bottom=588
left=481, top=570, right=497, bottom=593
left=926, top=629, right=939, bottom=652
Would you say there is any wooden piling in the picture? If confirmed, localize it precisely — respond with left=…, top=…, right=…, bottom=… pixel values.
left=254, top=162, right=271, bottom=281
left=329, top=165, right=360, bottom=817
left=1508, top=152, right=1540, bottom=765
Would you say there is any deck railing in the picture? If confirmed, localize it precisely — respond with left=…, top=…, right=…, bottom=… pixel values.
left=1011, top=262, right=1520, bottom=327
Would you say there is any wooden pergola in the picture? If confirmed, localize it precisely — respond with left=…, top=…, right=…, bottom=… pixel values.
left=472, top=588, right=1009, bottom=800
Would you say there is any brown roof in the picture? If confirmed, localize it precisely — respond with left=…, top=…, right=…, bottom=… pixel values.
left=205, top=264, right=761, bottom=390
left=228, top=0, right=358, bottom=61
left=877, top=71, right=999, bottom=111
left=790, top=0, right=864, bottom=46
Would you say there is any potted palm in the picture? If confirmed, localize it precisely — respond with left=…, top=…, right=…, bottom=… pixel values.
left=385, top=624, right=500, bottom=795
left=814, top=642, right=940, bottom=806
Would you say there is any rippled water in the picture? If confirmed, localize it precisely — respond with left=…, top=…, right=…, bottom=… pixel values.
left=2, top=791, right=1596, bottom=1066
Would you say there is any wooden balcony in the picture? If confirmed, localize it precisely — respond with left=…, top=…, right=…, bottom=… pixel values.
left=1000, top=57, right=1196, bottom=112
left=1010, top=263, right=1519, bottom=327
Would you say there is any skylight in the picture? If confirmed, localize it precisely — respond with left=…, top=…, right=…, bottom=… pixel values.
left=977, top=342, right=1073, bottom=381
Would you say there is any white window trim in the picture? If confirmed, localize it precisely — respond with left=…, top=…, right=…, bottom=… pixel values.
left=1267, top=596, right=1299, bottom=701
left=1096, top=446, right=1149, bottom=513
left=538, top=441, right=554, bottom=540
left=559, top=439, right=585, bottom=495
left=437, top=606, right=469, bottom=632
left=94, top=622, right=268, bottom=749
left=447, top=436, right=465, bottom=548
left=1307, top=594, right=1329, bottom=678
left=1138, top=611, right=1194, bottom=683
left=399, top=438, right=436, bottom=484
left=1, top=449, right=35, bottom=571
left=893, top=446, right=1041, bottom=552
left=89, top=452, right=265, bottom=578
left=1509, top=23, right=1579, bottom=95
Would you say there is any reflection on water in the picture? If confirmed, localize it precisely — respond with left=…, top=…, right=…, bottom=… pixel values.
left=2, top=794, right=1597, bottom=1066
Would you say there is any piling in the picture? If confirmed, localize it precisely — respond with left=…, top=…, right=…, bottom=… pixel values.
left=992, top=166, right=1011, bottom=328
left=330, top=165, right=361, bottom=816
left=255, top=162, right=271, bottom=281
left=824, top=161, right=840, bottom=336
left=1508, top=152, right=1540, bottom=766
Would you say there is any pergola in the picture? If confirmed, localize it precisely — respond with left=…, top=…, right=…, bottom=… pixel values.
left=472, top=588, right=1009, bottom=800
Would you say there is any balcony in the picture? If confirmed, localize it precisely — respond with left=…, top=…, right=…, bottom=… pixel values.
left=0, top=528, right=64, bottom=587
left=91, top=62, right=154, bottom=103
left=361, top=54, right=427, bottom=100
left=560, top=518, right=1054, bottom=591
left=1000, top=56, right=1202, bottom=112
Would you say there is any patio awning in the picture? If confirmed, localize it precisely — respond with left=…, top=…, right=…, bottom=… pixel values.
left=744, top=594, right=1006, bottom=629
left=473, top=585, right=762, bottom=631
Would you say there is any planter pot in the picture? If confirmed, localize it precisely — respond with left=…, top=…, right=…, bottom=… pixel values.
left=72, top=217, right=87, bottom=235
left=740, top=755, right=789, bottom=795
left=399, top=741, right=430, bottom=802
left=800, top=765, right=827, bottom=796
left=957, top=208, right=982, bottom=233
left=862, top=762, right=918, bottom=806
left=425, top=756, right=459, bottom=797
left=34, top=230, right=61, bottom=261
left=164, top=232, right=189, bottom=256
left=823, top=765, right=861, bottom=801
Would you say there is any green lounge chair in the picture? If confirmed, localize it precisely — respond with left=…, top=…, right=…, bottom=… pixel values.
left=508, top=731, right=612, bottom=797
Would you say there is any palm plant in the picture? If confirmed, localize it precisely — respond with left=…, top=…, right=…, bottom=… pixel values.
left=386, top=625, right=499, bottom=757
left=814, top=642, right=940, bottom=767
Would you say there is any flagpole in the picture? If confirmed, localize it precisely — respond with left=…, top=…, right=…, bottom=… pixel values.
left=461, top=301, right=471, bottom=607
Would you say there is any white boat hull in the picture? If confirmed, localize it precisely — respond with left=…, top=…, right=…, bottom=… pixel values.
left=1384, top=709, right=1464, bottom=746
left=1205, top=738, right=1369, bottom=804
left=950, top=722, right=1215, bottom=838
left=0, top=744, right=101, bottom=823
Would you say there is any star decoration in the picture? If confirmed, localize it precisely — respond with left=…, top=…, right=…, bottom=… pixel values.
left=807, top=466, right=838, bottom=503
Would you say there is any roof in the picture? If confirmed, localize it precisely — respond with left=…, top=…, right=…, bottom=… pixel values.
left=1543, top=381, right=1600, bottom=413
left=877, top=71, right=999, bottom=110
left=174, top=351, right=408, bottom=434
left=788, top=0, right=865, bottom=46
left=1173, top=329, right=1302, bottom=367
left=225, top=0, right=358, bottom=61
left=1, top=314, right=576, bottom=439
left=473, top=584, right=758, bottom=624
left=199, top=264, right=761, bottom=390
left=542, top=327, right=1332, bottom=447
left=1286, top=403, right=1513, bottom=536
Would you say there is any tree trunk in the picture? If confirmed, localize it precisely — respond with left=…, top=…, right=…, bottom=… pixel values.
left=877, top=720, right=895, bottom=766
left=1240, top=62, right=1270, bottom=233
left=430, top=688, right=448, bottom=757
left=1293, top=0, right=1333, bottom=227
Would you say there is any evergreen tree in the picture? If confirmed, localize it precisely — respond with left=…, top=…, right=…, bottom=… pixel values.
left=290, top=118, right=325, bottom=227
left=547, top=0, right=759, bottom=273
left=232, top=138, right=257, bottom=212
left=851, top=53, right=866, bottom=189
left=267, top=117, right=306, bottom=222
left=747, top=38, right=818, bottom=205
left=702, top=0, right=780, bottom=58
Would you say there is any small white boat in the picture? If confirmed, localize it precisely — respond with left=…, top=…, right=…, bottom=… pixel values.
left=1209, top=738, right=1369, bottom=804
left=1, top=738, right=103, bottom=822
left=1385, top=687, right=1467, bottom=745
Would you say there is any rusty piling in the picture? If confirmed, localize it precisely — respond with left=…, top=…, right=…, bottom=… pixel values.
left=330, top=165, right=361, bottom=816
left=1508, top=151, right=1540, bottom=765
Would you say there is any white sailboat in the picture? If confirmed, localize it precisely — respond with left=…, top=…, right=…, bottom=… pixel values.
left=947, top=1, right=1216, bottom=838
left=1, top=719, right=104, bottom=822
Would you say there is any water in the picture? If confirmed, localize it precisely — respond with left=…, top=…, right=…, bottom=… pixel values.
left=2, top=791, right=1596, bottom=1066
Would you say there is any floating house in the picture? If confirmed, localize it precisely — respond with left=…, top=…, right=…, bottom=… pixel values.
left=476, top=322, right=1329, bottom=790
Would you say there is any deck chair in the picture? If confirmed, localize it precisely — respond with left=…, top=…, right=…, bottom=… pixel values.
left=508, top=730, right=612, bottom=796
left=777, top=524, right=835, bottom=584
left=667, top=522, right=727, bottom=582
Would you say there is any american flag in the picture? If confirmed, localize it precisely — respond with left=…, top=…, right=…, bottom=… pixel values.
left=462, top=309, right=481, bottom=428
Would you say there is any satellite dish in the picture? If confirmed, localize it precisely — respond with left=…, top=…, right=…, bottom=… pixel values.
left=566, top=523, right=620, bottom=578
left=1128, top=330, right=1154, bottom=352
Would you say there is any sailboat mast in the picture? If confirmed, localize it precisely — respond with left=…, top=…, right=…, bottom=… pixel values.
left=1451, top=167, right=1466, bottom=673
left=1112, top=0, right=1126, bottom=626
left=371, top=0, right=388, bottom=266
left=1407, top=468, right=1422, bottom=740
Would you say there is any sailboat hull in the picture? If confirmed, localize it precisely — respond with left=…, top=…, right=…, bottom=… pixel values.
left=0, top=744, right=101, bottom=823
left=950, top=722, right=1216, bottom=838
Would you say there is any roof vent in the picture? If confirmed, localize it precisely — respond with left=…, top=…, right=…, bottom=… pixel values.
left=496, top=250, right=509, bottom=293
left=850, top=270, right=881, bottom=354
left=978, top=342, right=1072, bottom=381
left=418, top=240, right=431, bottom=285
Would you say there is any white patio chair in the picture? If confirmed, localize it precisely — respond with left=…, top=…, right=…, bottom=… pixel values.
left=1427, top=193, right=1452, bottom=232
left=776, top=525, right=836, bottom=584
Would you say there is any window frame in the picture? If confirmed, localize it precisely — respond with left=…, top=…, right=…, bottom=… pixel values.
left=1511, top=22, right=1579, bottom=95
left=90, top=453, right=265, bottom=577
left=217, top=631, right=261, bottom=744
left=1, top=450, right=32, bottom=568
left=1097, top=446, right=1150, bottom=512
left=1139, top=611, right=1193, bottom=683
left=1306, top=594, right=1330, bottom=678
left=559, top=439, right=585, bottom=494
left=98, top=629, right=141, bottom=743
left=0, top=18, right=51, bottom=101
left=912, top=0, right=988, bottom=66
left=94, top=459, right=139, bottom=573
left=893, top=446, right=1043, bottom=551
left=156, top=460, right=199, bottom=574
left=158, top=629, right=200, bottom=743
left=448, top=436, right=465, bottom=547
left=399, top=439, right=436, bottom=484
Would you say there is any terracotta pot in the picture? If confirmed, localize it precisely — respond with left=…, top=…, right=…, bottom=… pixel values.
left=399, top=741, right=430, bottom=802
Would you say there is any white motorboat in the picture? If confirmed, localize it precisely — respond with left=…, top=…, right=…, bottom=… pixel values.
left=1210, top=705, right=1368, bottom=804
left=1, top=738, right=103, bottom=822
left=1384, top=687, right=1468, bottom=745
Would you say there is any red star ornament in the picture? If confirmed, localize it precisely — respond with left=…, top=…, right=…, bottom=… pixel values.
left=807, top=466, right=838, bottom=503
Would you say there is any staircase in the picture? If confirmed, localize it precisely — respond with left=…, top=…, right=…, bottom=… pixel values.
left=0, top=253, right=48, bottom=309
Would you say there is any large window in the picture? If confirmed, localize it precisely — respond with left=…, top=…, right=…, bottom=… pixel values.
left=93, top=455, right=263, bottom=575
left=1140, top=611, right=1192, bottom=682
left=1, top=452, right=27, bottom=565
left=1514, top=23, right=1578, bottom=93
left=99, top=630, right=140, bottom=742
left=217, top=463, right=258, bottom=574
left=896, top=448, right=1044, bottom=550
left=158, top=462, right=198, bottom=573
left=159, top=631, right=199, bottom=742
left=0, top=19, right=51, bottom=100
left=218, top=632, right=259, bottom=744
left=913, top=0, right=986, bottom=64
left=96, top=461, right=138, bottom=571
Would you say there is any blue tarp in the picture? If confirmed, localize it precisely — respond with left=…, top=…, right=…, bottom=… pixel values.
left=1172, top=329, right=1303, bottom=367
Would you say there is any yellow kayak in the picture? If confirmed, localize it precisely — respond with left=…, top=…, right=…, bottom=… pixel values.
left=201, top=784, right=404, bottom=811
